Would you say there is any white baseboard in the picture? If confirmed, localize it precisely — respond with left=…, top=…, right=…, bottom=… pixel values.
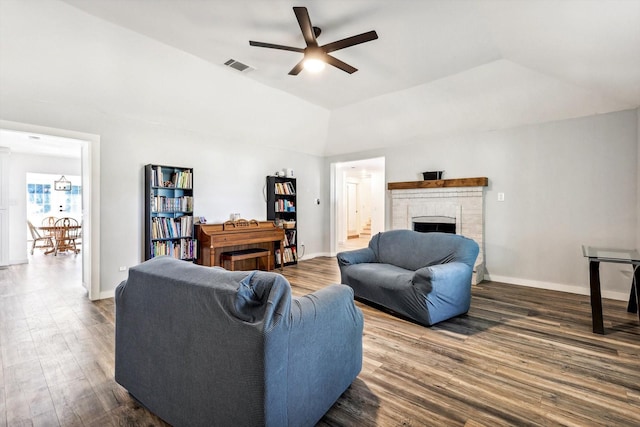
left=298, top=251, right=332, bottom=260
left=99, top=289, right=115, bottom=300
left=484, top=274, right=629, bottom=302
left=10, top=258, right=28, bottom=265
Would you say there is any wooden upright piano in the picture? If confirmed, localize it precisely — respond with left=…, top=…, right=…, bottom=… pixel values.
left=196, top=220, right=284, bottom=271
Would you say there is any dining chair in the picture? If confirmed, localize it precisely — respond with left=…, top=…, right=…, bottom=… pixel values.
left=76, top=220, right=83, bottom=247
left=41, top=216, right=58, bottom=238
left=54, top=217, right=81, bottom=255
left=27, top=220, right=54, bottom=255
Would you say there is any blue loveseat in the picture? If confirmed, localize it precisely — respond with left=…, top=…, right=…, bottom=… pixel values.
left=115, top=256, right=363, bottom=427
left=337, top=230, right=479, bottom=326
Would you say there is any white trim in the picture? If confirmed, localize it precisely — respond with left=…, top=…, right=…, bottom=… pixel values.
left=484, top=273, right=629, bottom=301
left=100, top=289, right=116, bottom=300
left=299, top=251, right=332, bottom=260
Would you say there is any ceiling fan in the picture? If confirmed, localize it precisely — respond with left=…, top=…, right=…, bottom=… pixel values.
left=249, top=7, right=378, bottom=75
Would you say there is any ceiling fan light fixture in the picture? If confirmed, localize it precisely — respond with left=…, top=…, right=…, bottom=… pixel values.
left=303, top=57, right=325, bottom=73
left=249, top=7, right=378, bottom=75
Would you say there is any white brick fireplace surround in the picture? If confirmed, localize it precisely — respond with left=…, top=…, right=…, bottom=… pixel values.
left=388, top=178, right=488, bottom=284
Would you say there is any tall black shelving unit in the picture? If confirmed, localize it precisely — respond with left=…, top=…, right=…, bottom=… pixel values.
left=266, top=176, right=297, bottom=267
left=144, top=164, right=196, bottom=261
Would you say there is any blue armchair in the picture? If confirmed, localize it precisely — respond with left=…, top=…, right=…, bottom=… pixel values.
left=337, top=230, right=479, bottom=326
left=115, top=256, right=363, bottom=427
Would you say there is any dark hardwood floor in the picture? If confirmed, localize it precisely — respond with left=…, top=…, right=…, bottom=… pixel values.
left=1, top=254, right=639, bottom=426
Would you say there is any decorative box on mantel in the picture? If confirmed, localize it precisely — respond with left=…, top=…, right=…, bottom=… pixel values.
left=388, top=177, right=488, bottom=284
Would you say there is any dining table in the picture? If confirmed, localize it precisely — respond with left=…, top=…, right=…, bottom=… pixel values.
left=582, top=245, right=640, bottom=334
left=38, top=224, right=82, bottom=255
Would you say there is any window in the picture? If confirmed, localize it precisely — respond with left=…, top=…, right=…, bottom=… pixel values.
left=26, top=173, right=81, bottom=225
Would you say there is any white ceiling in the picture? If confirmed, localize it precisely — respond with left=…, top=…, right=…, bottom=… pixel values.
left=58, top=0, right=640, bottom=114
left=0, top=129, right=82, bottom=158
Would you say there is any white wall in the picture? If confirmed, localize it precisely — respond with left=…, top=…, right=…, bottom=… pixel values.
left=326, top=109, right=639, bottom=300
left=0, top=148, right=9, bottom=267
left=0, top=0, right=328, bottom=297
left=8, top=153, right=81, bottom=264
left=369, top=166, right=385, bottom=238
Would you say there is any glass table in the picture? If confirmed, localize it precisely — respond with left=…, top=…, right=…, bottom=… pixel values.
left=582, top=246, right=640, bottom=334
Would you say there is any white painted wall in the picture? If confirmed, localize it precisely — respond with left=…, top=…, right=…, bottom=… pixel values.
left=359, top=177, right=371, bottom=233
left=0, top=148, right=9, bottom=267
left=0, top=0, right=328, bottom=297
left=326, top=110, right=638, bottom=300
left=8, top=153, right=81, bottom=264
left=369, top=166, right=385, bottom=237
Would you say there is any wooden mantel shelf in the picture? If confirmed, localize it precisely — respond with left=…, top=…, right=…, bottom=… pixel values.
left=387, top=177, right=488, bottom=190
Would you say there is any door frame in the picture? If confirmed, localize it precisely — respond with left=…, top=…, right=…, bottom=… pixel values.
left=0, top=120, right=101, bottom=300
left=330, top=157, right=385, bottom=255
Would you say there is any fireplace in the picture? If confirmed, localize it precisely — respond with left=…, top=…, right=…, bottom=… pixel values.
left=388, top=177, right=488, bottom=284
left=412, top=216, right=456, bottom=234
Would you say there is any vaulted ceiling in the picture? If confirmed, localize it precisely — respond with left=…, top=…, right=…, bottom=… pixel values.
left=3, top=1, right=639, bottom=157
left=60, top=0, right=640, bottom=113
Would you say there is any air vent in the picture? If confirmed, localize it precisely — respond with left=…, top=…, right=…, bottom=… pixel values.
left=224, top=59, right=254, bottom=73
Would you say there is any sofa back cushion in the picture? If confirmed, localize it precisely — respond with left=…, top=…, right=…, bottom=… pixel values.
left=368, top=230, right=479, bottom=271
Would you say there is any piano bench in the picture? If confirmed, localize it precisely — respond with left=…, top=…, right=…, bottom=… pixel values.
left=220, top=248, right=273, bottom=272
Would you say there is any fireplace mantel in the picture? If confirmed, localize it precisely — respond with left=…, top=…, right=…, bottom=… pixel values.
left=388, top=177, right=488, bottom=190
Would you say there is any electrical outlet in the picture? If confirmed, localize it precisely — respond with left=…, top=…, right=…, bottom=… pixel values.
left=497, top=192, right=505, bottom=202
left=119, top=266, right=127, bottom=271
left=300, top=241, right=305, bottom=247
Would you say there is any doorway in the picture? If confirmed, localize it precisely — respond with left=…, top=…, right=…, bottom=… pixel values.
left=0, top=121, right=100, bottom=300
left=346, top=182, right=359, bottom=239
left=331, top=157, right=385, bottom=254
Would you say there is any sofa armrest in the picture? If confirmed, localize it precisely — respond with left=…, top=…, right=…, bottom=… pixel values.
left=289, top=284, right=363, bottom=329
left=413, top=262, right=474, bottom=325
left=413, top=262, right=473, bottom=292
left=286, top=284, right=364, bottom=426
left=336, top=247, right=376, bottom=267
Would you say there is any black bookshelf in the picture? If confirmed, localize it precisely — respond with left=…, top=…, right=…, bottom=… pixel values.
left=266, top=176, right=297, bottom=267
left=144, top=164, right=196, bottom=261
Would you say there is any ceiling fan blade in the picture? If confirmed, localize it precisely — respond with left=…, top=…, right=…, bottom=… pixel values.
left=293, top=7, right=318, bottom=47
left=324, top=54, right=358, bottom=74
left=288, top=59, right=305, bottom=76
left=249, top=41, right=304, bottom=53
left=321, top=30, right=378, bottom=53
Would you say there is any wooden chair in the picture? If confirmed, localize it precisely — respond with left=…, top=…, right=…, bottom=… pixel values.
left=41, top=216, right=58, bottom=238
left=27, top=220, right=54, bottom=255
left=76, top=220, right=83, bottom=247
left=54, top=217, right=81, bottom=255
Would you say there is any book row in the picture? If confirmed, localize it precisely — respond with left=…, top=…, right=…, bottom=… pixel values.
left=151, top=216, right=194, bottom=239
left=274, top=182, right=296, bottom=195
left=151, top=166, right=193, bottom=189
left=275, top=247, right=297, bottom=265
left=275, top=199, right=295, bottom=213
left=151, top=238, right=197, bottom=260
left=284, top=230, right=296, bottom=247
left=151, top=196, right=193, bottom=213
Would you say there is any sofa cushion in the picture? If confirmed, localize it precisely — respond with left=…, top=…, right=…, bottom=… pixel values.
left=342, top=263, right=413, bottom=296
left=370, top=230, right=477, bottom=271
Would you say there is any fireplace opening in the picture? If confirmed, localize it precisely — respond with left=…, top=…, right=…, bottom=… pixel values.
left=412, top=216, right=456, bottom=234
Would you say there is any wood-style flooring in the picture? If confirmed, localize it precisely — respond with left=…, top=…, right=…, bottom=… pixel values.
left=1, top=254, right=639, bottom=426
